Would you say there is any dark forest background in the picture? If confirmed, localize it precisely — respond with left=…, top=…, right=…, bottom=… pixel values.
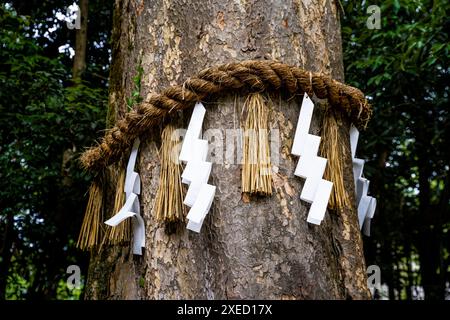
left=0, top=0, right=448, bottom=299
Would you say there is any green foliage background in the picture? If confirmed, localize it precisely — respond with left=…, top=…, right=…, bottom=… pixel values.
left=342, top=0, right=449, bottom=299
left=0, top=2, right=110, bottom=299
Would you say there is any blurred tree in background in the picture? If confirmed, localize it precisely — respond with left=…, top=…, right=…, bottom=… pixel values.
left=342, top=0, right=449, bottom=299
left=0, top=1, right=112, bottom=299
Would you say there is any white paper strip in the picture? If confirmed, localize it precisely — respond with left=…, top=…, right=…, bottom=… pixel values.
left=187, top=139, right=209, bottom=162
left=291, top=93, right=314, bottom=156
left=184, top=164, right=213, bottom=207
left=179, top=102, right=216, bottom=233
left=179, top=102, right=206, bottom=163
left=362, top=198, right=377, bottom=236
left=186, top=184, right=216, bottom=224
left=295, top=153, right=326, bottom=179
left=181, top=139, right=209, bottom=185
left=367, top=197, right=377, bottom=219
left=356, top=177, right=369, bottom=205
left=357, top=195, right=372, bottom=228
left=299, top=159, right=327, bottom=203
left=105, top=193, right=138, bottom=226
left=295, top=133, right=327, bottom=203
left=186, top=218, right=205, bottom=233
left=352, top=158, right=365, bottom=189
left=104, top=138, right=145, bottom=255
left=305, top=134, right=322, bottom=156
left=350, top=126, right=377, bottom=236
left=307, top=180, right=333, bottom=225
left=291, top=94, right=333, bottom=225
left=182, top=161, right=212, bottom=187
left=350, top=125, right=359, bottom=159
left=362, top=218, right=372, bottom=236
left=126, top=138, right=140, bottom=180
left=125, top=171, right=140, bottom=198
left=132, top=214, right=145, bottom=255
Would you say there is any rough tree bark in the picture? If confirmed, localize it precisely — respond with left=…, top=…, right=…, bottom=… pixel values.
left=84, top=0, right=370, bottom=299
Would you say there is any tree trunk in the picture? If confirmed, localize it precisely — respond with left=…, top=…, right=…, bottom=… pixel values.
left=84, top=0, right=370, bottom=300
left=72, top=0, right=88, bottom=81
left=0, top=202, right=14, bottom=299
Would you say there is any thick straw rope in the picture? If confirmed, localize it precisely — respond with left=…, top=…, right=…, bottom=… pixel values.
left=81, top=60, right=372, bottom=171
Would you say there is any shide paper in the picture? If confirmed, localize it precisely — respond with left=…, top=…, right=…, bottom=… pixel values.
left=180, top=102, right=216, bottom=233
left=350, top=125, right=377, bottom=236
left=292, top=93, right=333, bottom=225
left=105, top=138, right=145, bottom=255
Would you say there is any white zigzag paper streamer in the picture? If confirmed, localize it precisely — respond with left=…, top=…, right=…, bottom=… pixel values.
left=292, top=93, right=333, bottom=225
left=350, top=125, right=377, bottom=236
left=104, top=138, right=145, bottom=255
left=180, top=102, right=216, bottom=233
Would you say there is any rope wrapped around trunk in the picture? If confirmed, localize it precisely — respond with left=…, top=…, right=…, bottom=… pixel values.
left=80, top=60, right=372, bottom=171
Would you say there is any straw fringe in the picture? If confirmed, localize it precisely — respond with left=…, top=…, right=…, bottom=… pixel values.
left=153, top=124, right=186, bottom=226
left=241, top=93, right=273, bottom=196
left=101, top=168, right=131, bottom=247
left=77, top=176, right=104, bottom=251
left=320, top=108, right=351, bottom=210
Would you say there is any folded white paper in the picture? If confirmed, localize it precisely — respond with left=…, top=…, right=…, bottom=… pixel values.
left=295, top=154, right=327, bottom=179
left=295, top=133, right=327, bottom=203
left=362, top=218, right=372, bottom=236
left=179, top=102, right=206, bottom=163
left=181, top=139, right=209, bottom=185
left=187, top=184, right=216, bottom=224
left=362, top=198, right=377, bottom=236
left=352, top=158, right=365, bottom=189
left=186, top=218, right=205, bottom=233
left=356, top=177, right=369, bottom=205
left=132, top=214, right=145, bottom=255
left=307, top=180, right=333, bottom=225
left=104, top=138, right=145, bottom=255
left=350, top=125, right=359, bottom=159
left=367, top=197, right=377, bottom=219
left=179, top=102, right=216, bottom=233
left=357, top=195, right=372, bottom=228
left=126, top=138, right=140, bottom=180
left=291, top=94, right=333, bottom=225
left=350, top=126, right=377, bottom=236
left=300, top=160, right=327, bottom=203
left=291, top=93, right=314, bottom=156
left=182, top=161, right=212, bottom=186
left=125, top=171, right=141, bottom=197
left=105, top=193, right=138, bottom=226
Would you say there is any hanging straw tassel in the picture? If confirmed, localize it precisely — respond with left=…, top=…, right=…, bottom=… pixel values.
left=241, top=93, right=273, bottom=196
left=319, top=107, right=351, bottom=210
left=77, top=175, right=104, bottom=251
left=153, top=123, right=186, bottom=228
left=101, top=167, right=131, bottom=247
